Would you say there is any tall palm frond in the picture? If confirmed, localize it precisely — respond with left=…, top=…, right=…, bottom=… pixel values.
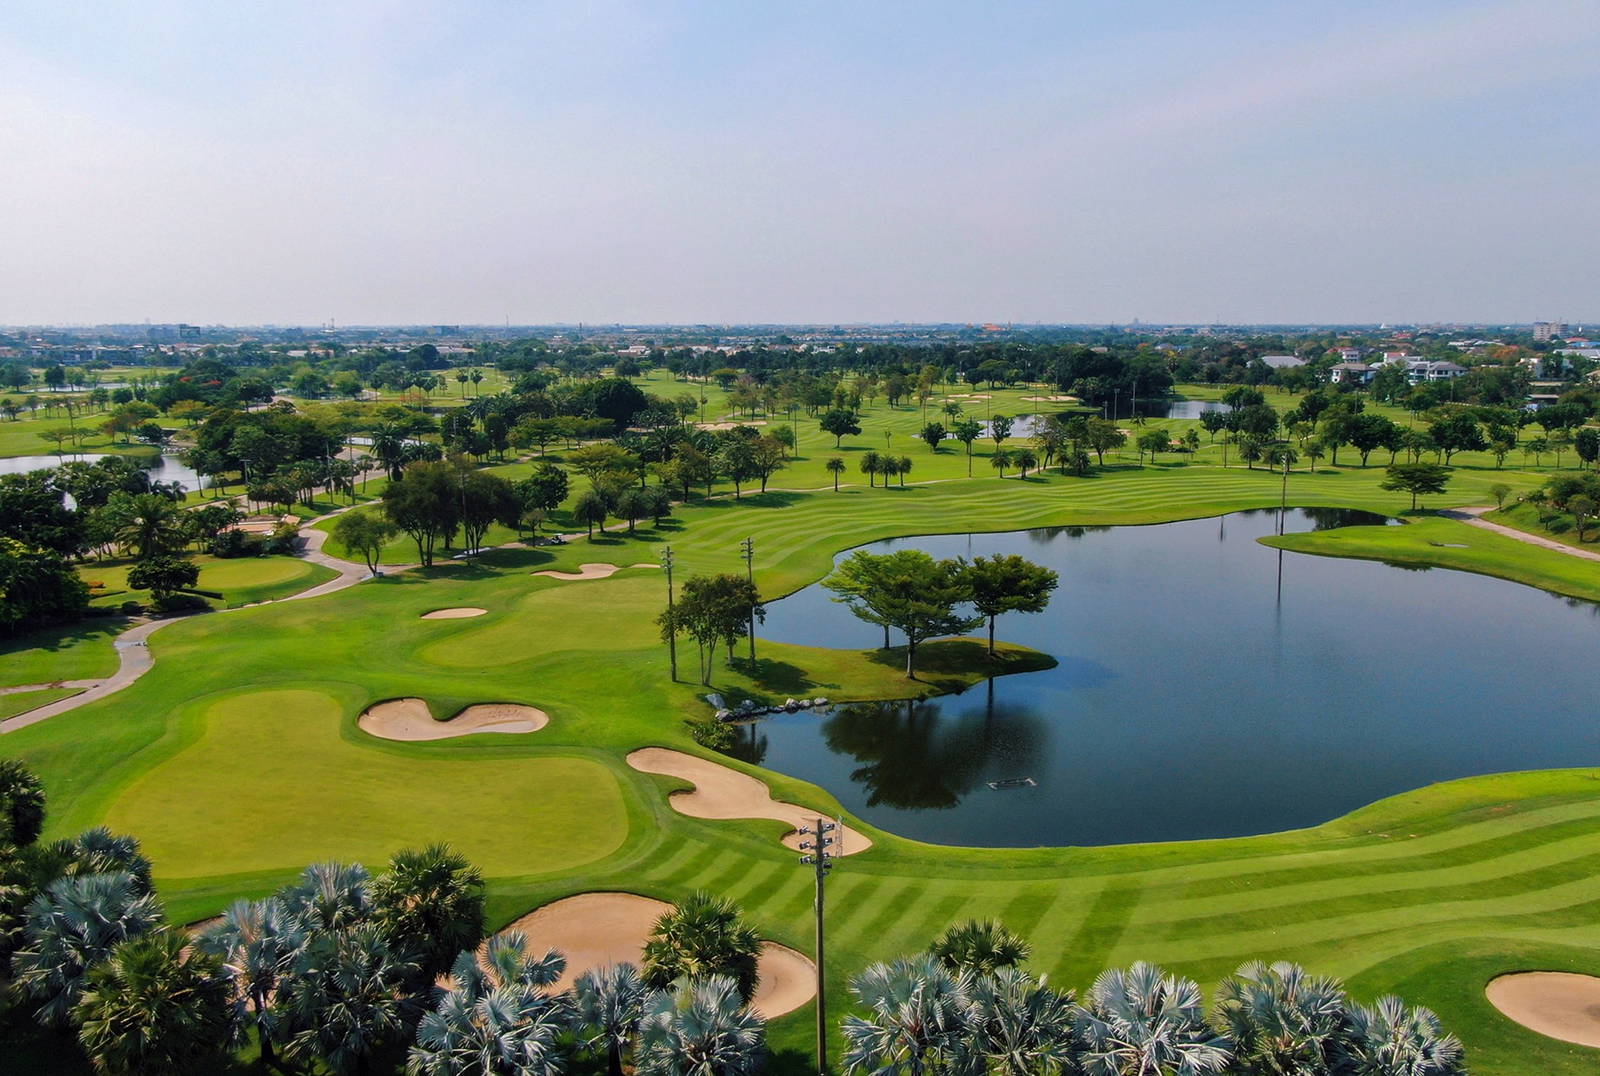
left=929, top=919, right=1032, bottom=977
left=276, top=860, right=372, bottom=934
left=1343, top=995, right=1466, bottom=1076
left=841, top=953, right=976, bottom=1076
left=1074, top=961, right=1232, bottom=1076
left=198, top=896, right=305, bottom=1060
left=967, top=967, right=1079, bottom=1076
left=1213, top=960, right=1353, bottom=1074
left=575, top=962, right=647, bottom=1076
left=642, top=892, right=763, bottom=1004
left=638, top=974, right=765, bottom=1076
left=75, top=930, right=233, bottom=1074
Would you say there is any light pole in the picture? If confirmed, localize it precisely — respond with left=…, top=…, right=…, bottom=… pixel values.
left=739, top=536, right=756, bottom=666
left=661, top=545, right=677, bottom=681
left=798, top=817, right=837, bottom=1076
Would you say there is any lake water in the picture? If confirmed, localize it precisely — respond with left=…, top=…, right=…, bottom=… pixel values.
left=0, top=452, right=206, bottom=491
left=752, top=510, right=1600, bottom=847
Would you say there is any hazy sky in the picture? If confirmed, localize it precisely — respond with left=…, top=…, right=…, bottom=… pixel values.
left=2, top=1, right=1596, bottom=326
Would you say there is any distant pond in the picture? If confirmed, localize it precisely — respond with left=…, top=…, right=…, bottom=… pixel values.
left=750, top=510, right=1600, bottom=847
left=0, top=452, right=206, bottom=491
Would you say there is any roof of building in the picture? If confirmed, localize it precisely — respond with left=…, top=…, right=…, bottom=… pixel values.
left=1259, top=354, right=1306, bottom=368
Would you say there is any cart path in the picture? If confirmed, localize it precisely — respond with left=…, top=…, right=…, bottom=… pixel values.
left=1438, top=507, right=1600, bottom=564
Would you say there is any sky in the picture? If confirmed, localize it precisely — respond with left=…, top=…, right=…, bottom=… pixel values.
left=1, top=1, right=1596, bottom=327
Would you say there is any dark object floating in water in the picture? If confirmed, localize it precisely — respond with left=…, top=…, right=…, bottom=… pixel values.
left=988, top=778, right=1037, bottom=790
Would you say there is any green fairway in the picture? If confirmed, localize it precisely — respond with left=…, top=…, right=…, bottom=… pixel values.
left=102, top=688, right=629, bottom=882
left=80, top=553, right=338, bottom=609
left=0, top=687, right=83, bottom=720
left=0, top=619, right=126, bottom=688
left=6, top=423, right=1600, bottom=1073
left=1265, top=514, right=1600, bottom=602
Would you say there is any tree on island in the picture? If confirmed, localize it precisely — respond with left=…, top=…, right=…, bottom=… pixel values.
left=657, top=573, right=764, bottom=684
left=962, top=555, right=1058, bottom=657
left=1380, top=462, right=1451, bottom=510
left=824, top=550, right=980, bottom=679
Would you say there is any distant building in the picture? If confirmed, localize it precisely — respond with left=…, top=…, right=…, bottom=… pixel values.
left=1259, top=354, right=1306, bottom=369
left=1328, top=362, right=1374, bottom=385
left=1405, top=360, right=1466, bottom=384
left=1533, top=321, right=1568, bottom=342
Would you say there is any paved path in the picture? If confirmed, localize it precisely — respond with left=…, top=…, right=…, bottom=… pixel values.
left=1438, top=507, right=1600, bottom=564
left=2, top=510, right=385, bottom=734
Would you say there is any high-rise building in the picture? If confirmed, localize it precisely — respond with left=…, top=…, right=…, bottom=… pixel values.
left=1533, top=321, right=1568, bottom=342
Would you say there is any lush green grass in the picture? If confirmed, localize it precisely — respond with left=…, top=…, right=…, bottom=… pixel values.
left=0, top=619, right=126, bottom=688
left=1265, top=514, right=1600, bottom=603
left=7, top=437, right=1600, bottom=1072
left=1486, top=500, right=1600, bottom=552
left=80, top=554, right=338, bottom=609
left=0, top=687, right=83, bottom=720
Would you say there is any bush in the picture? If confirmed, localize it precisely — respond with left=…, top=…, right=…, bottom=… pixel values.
left=208, top=529, right=267, bottom=559
left=263, top=521, right=301, bottom=554
left=154, top=594, right=208, bottom=614
left=119, top=601, right=144, bottom=617
left=687, top=719, right=737, bottom=753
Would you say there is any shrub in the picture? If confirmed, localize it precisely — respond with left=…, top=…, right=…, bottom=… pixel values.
left=687, top=719, right=737, bottom=753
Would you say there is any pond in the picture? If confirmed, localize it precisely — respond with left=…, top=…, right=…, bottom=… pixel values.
left=0, top=452, right=207, bottom=490
left=750, top=510, right=1600, bottom=847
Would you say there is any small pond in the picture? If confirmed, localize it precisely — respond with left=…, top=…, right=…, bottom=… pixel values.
left=0, top=452, right=206, bottom=490
left=750, top=510, right=1600, bottom=847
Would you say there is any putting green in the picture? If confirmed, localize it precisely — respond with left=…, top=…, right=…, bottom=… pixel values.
left=102, top=689, right=628, bottom=882
left=417, top=578, right=662, bottom=668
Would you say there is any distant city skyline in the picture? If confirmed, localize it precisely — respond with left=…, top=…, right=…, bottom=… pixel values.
left=2, top=1, right=1596, bottom=326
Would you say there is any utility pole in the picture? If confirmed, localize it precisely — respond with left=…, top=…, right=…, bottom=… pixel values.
left=661, top=545, right=677, bottom=681
left=798, top=817, right=837, bottom=1076
left=739, top=536, right=756, bottom=666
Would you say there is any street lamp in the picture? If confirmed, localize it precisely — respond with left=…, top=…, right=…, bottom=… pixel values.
left=661, top=545, right=677, bottom=682
left=797, top=818, right=837, bottom=1076
left=739, top=536, right=756, bottom=666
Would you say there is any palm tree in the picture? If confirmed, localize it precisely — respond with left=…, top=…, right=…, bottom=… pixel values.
left=1014, top=448, right=1038, bottom=479
left=638, top=974, right=765, bottom=1076
left=409, top=933, right=570, bottom=1076
left=1213, top=960, right=1352, bottom=1074
left=199, top=897, right=305, bottom=1064
left=1073, top=962, right=1232, bottom=1076
left=641, top=892, right=763, bottom=1004
left=277, top=860, right=372, bottom=933
left=929, top=918, right=1032, bottom=976
left=576, top=962, right=649, bottom=1076
left=967, top=967, right=1079, bottom=1076
left=827, top=456, right=846, bottom=491
left=76, top=930, right=233, bottom=1074
left=13, top=871, right=165, bottom=1028
left=109, top=492, right=188, bottom=559
left=841, top=954, right=975, bottom=1076
left=991, top=448, right=1013, bottom=478
left=897, top=456, right=913, bottom=487
left=1342, top=995, right=1465, bottom=1075
left=860, top=450, right=883, bottom=488
left=281, top=922, right=418, bottom=1075
left=372, top=843, right=486, bottom=985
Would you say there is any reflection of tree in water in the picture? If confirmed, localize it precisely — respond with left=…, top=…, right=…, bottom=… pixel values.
left=723, top=721, right=768, bottom=766
left=1299, top=507, right=1391, bottom=531
left=1027, top=525, right=1111, bottom=545
left=820, top=687, right=1046, bottom=810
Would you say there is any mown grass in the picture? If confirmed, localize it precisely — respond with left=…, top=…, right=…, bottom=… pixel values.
left=5, top=415, right=1600, bottom=1072
left=0, top=687, right=83, bottom=721
left=79, top=554, right=339, bottom=610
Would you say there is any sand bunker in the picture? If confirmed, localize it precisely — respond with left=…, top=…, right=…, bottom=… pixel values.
left=501, top=892, right=816, bottom=1017
left=1486, top=972, right=1600, bottom=1048
left=627, top=748, right=871, bottom=855
left=358, top=698, right=548, bottom=741
left=421, top=607, right=487, bottom=619
left=1022, top=395, right=1077, bottom=403
left=535, top=563, right=656, bottom=581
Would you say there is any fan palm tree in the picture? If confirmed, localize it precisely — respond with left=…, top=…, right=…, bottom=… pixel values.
left=29, top=826, right=155, bottom=895
left=12, top=871, right=165, bottom=1028
left=841, top=953, right=975, bottom=1076
left=280, top=922, right=418, bottom=1075
left=277, top=860, right=373, bottom=934
left=576, top=962, right=649, bottom=1076
left=641, top=892, right=763, bottom=1004
left=990, top=449, right=1013, bottom=478
left=967, top=966, right=1079, bottom=1076
left=1213, top=960, right=1352, bottom=1075
left=199, top=897, right=306, bottom=1064
left=638, top=974, right=765, bottom=1076
left=1342, top=995, right=1465, bottom=1075
left=929, top=919, right=1032, bottom=977
left=1074, top=961, right=1232, bottom=1076
left=409, top=933, right=570, bottom=1076
left=827, top=456, right=847, bottom=491
left=372, top=843, right=486, bottom=985
left=75, top=930, right=233, bottom=1074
